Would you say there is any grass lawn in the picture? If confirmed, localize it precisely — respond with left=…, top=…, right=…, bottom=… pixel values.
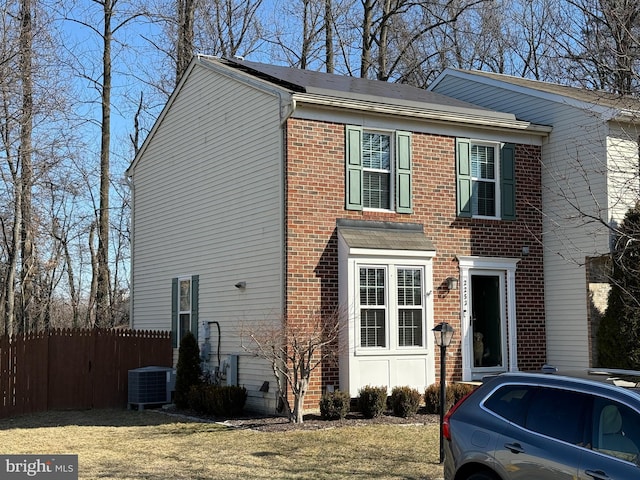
left=0, top=409, right=444, bottom=479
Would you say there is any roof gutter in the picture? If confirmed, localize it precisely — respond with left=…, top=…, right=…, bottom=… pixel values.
left=293, top=92, right=552, bottom=135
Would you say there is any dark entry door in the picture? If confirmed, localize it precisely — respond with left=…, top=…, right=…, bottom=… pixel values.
left=470, top=274, right=504, bottom=369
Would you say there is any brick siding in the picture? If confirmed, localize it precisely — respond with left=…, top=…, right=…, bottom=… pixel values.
left=284, top=118, right=545, bottom=408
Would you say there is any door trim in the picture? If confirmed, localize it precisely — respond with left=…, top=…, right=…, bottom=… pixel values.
left=458, top=256, right=519, bottom=381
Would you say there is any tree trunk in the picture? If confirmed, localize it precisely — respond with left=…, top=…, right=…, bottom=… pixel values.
left=292, top=377, right=308, bottom=423
left=176, top=0, right=195, bottom=83
left=324, top=0, right=333, bottom=72
left=360, top=0, right=373, bottom=78
left=96, top=0, right=113, bottom=328
left=5, top=179, right=21, bottom=337
left=19, top=0, right=35, bottom=332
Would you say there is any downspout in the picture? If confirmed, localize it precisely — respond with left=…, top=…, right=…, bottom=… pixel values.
left=279, top=92, right=295, bottom=405
left=279, top=93, right=296, bottom=315
left=125, top=173, right=134, bottom=329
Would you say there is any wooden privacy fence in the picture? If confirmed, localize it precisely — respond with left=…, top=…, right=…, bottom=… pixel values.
left=0, top=328, right=172, bottom=418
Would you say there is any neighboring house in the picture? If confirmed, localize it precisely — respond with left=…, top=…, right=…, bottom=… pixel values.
left=126, top=56, right=549, bottom=413
left=429, top=69, right=640, bottom=369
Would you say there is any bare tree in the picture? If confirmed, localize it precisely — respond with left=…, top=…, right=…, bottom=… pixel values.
left=241, top=308, right=343, bottom=423
left=557, top=0, right=640, bottom=94
left=18, top=0, right=35, bottom=333
left=176, top=0, right=195, bottom=82
left=62, top=0, right=143, bottom=327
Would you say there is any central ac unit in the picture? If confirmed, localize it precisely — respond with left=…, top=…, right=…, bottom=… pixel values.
left=128, top=366, right=175, bottom=409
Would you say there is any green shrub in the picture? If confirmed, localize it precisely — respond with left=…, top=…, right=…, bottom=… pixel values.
left=357, top=385, right=388, bottom=418
left=319, top=390, right=351, bottom=420
left=390, top=386, right=421, bottom=418
left=174, top=331, right=202, bottom=409
left=188, top=384, right=248, bottom=416
left=450, top=382, right=476, bottom=405
left=424, top=382, right=477, bottom=414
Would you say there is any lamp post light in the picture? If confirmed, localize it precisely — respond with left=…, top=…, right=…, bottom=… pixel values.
left=432, top=321, right=455, bottom=464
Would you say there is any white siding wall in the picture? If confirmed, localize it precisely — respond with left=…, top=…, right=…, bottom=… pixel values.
left=130, top=65, right=284, bottom=412
left=607, top=123, right=640, bottom=226
left=432, top=76, right=620, bottom=368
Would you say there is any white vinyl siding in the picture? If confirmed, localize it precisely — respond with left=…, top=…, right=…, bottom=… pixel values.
left=129, top=63, right=285, bottom=410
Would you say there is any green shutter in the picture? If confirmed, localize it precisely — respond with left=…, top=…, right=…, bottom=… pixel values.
left=171, top=278, right=178, bottom=348
left=501, top=143, right=516, bottom=220
left=456, top=138, right=472, bottom=217
left=191, top=275, right=199, bottom=341
left=345, top=125, right=363, bottom=210
left=395, top=131, right=412, bottom=214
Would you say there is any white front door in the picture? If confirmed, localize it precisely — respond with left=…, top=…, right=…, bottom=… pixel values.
left=458, top=256, right=519, bottom=381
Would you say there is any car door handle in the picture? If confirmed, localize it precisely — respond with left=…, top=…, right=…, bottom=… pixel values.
left=504, top=442, right=525, bottom=454
left=584, top=469, right=610, bottom=480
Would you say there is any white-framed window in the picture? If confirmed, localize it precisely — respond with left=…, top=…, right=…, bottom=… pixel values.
left=178, top=277, right=192, bottom=342
left=471, top=143, right=497, bottom=217
left=362, top=132, right=392, bottom=210
left=359, top=266, right=387, bottom=347
left=346, top=126, right=412, bottom=213
left=171, top=275, right=199, bottom=347
left=456, top=139, right=516, bottom=220
left=397, top=267, right=423, bottom=347
left=357, top=264, right=426, bottom=350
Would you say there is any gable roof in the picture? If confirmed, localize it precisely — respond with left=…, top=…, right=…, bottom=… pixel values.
left=197, top=56, right=551, bottom=131
left=214, top=57, right=481, bottom=110
left=430, top=68, right=640, bottom=120
left=127, top=58, right=550, bottom=175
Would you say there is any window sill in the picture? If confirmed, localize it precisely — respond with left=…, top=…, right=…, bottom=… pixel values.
left=355, top=348, right=429, bottom=356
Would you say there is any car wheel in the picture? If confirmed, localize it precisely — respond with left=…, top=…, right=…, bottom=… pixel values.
left=464, top=472, right=499, bottom=480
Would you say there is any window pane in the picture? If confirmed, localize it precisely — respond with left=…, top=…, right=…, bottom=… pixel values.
left=361, top=309, right=386, bottom=347
left=179, top=313, right=190, bottom=340
left=398, top=309, right=422, bottom=346
left=179, top=279, right=191, bottom=311
left=360, top=268, right=386, bottom=306
left=397, top=268, right=422, bottom=306
left=363, top=133, right=390, bottom=169
left=363, top=171, right=390, bottom=209
left=471, top=145, right=495, bottom=180
left=472, top=181, right=495, bottom=216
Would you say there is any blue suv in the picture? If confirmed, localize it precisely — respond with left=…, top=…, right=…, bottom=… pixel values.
left=443, top=369, right=640, bottom=480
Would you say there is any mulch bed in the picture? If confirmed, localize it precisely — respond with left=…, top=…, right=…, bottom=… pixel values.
left=158, top=406, right=440, bottom=432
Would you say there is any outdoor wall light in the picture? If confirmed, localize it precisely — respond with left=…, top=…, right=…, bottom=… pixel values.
left=234, top=281, right=246, bottom=289
left=446, top=276, right=459, bottom=291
